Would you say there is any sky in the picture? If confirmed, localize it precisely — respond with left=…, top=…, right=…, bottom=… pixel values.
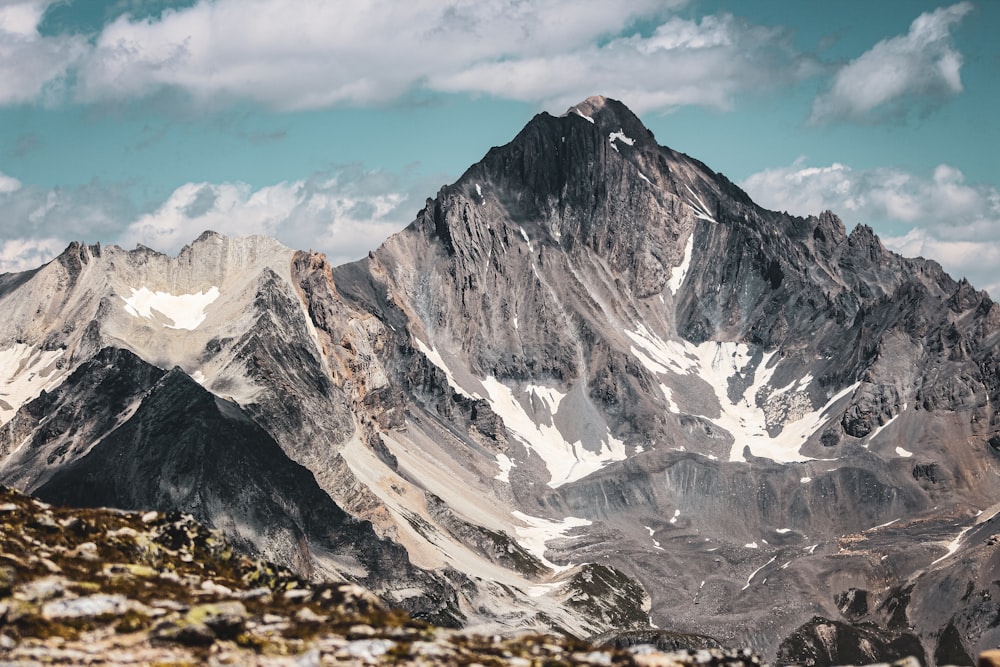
left=0, top=0, right=998, bottom=294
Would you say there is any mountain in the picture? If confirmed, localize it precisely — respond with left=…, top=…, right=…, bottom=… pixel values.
left=2, top=96, right=1000, bottom=663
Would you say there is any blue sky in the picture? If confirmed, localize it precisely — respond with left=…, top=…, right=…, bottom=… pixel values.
left=1, top=0, right=998, bottom=293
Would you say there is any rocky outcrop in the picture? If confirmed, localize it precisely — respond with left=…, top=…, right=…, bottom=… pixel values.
left=0, top=485, right=775, bottom=666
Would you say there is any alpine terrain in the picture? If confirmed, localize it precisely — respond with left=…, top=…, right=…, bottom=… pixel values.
left=2, top=96, right=999, bottom=665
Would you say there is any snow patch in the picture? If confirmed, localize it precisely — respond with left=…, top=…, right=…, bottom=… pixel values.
left=667, top=233, right=694, bottom=295
left=895, top=446, right=913, bottom=458
left=512, top=511, right=591, bottom=572
left=868, top=413, right=899, bottom=441
left=0, top=344, right=65, bottom=425
left=122, top=286, right=220, bottom=330
left=775, top=528, right=792, bottom=534
left=626, top=325, right=857, bottom=463
left=638, top=172, right=652, bottom=184
left=415, top=339, right=627, bottom=487
left=480, top=377, right=626, bottom=488
left=570, top=108, right=595, bottom=123
left=931, top=522, right=974, bottom=565
left=609, top=130, right=635, bottom=152
left=519, top=226, right=533, bottom=252
left=669, top=509, right=680, bottom=525
left=744, top=542, right=758, bottom=549
left=476, top=183, right=483, bottom=198
left=800, top=477, right=812, bottom=483
left=190, top=370, right=206, bottom=385
left=683, top=184, right=717, bottom=223
left=742, top=555, right=776, bottom=591
left=645, top=526, right=664, bottom=551
left=413, top=339, right=476, bottom=399
left=494, top=453, right=514, bottom=483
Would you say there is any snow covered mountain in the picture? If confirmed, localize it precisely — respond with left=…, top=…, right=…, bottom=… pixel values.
left=2, top=96, right=1000, bottom=664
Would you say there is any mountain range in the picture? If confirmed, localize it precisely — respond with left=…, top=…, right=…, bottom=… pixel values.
left=2, top=96, right=999, bottom=666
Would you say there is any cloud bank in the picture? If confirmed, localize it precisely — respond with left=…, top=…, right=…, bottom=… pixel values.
left=119, top=170, right=415, bottom=265
left=0, top=0, right=87, bottom=105
left=0, top=0, right=823, bottom=114
left=1, top=1, right=977, bottom=122
left=0, top=167, right=421, bottom=272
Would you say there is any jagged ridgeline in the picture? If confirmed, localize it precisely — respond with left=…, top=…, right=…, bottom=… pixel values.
left=2, top=96, right=1000, bottom=665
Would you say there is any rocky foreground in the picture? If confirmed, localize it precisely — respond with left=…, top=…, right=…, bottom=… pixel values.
left=0, top=486, right=978, bottom=666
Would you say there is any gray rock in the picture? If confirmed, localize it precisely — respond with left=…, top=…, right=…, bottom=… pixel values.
left=42, top=594, right=129, bottom=619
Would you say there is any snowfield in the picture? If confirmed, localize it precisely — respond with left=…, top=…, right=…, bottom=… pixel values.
left=626, top=324, right=858, bottom=463
left=122, top=286, right=220, bottom=330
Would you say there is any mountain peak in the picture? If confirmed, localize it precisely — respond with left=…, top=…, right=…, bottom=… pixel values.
left=561, top=95, right=655, bottom=146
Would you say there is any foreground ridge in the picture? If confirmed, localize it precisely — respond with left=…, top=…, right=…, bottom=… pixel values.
left=0, top=486, right=938, bottom=666
left=0, top=486, right=727, bottom=665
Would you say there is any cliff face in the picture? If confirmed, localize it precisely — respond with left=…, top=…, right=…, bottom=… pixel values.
left=1, top=97, right=1000, bottom=662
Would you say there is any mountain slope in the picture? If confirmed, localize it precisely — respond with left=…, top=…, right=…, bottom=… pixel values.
left=330, top=96, right=1000, bottom=658
left=1, top=96, right=999, bottom=662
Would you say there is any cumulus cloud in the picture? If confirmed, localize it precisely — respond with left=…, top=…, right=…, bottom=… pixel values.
left=72, top=0, right=661, bottom=109
left=0, top=0, right=821, bottom=114
left=0, top=236, right=65, bottom=273
left=0, top=171, right=22, bottom=193
left=741, top=160, right=1000, bottom=294
left=118, top=168, right=420, bottom=265
left=810, top=2, right=973, bottom=124
left=0, top=176, right=138, bottom=273
left=0, top=166, right=426, bottom=273
left=432, top=13, right=817, bottom=113
left=0, top=0, right=87, bottom=105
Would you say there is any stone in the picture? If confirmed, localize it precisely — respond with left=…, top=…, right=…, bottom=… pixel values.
left=151, top=618, right=215, bottom=647
left=42, top=594, right=129, bottom=619
left=16, top=575, right=66, bottom=602
left=294, top=606, right=325, bottom=623
left=187, top=601, right=248, bottom=639
left=342, top=638, right=396, bottom=663
left=70, top=541, right=100, bottom=561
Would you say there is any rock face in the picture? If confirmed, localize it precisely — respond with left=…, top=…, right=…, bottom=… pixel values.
left=1, top=96, right=1000, bottom=663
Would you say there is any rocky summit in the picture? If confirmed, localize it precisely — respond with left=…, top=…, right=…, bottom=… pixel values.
left=1, top=96, right=1000, bottom=665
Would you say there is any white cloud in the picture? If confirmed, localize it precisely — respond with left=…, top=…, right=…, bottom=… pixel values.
left=0, top=0, right=819, bottom=114
left=73, top=0, right=662, bottom=109
left=810, top=2, right=973, bottom=124
left=119, top=170, right=414, bottom=265
left=0, top=236, right=64, bottom=273
left=0, top=0, right=87, bottom=105
left=0, top=175, right=137, bottom=273
left=741, top=160, right=1000, bottom=295
left=0, top=179, right=135, bottom=240
left=0, top=0, right=50, bottom=37
left=0, top=171, right=21, bottom=193
left=432, top=14, right=816, bottom=113
left=0, top=166, right=426, bottom=272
